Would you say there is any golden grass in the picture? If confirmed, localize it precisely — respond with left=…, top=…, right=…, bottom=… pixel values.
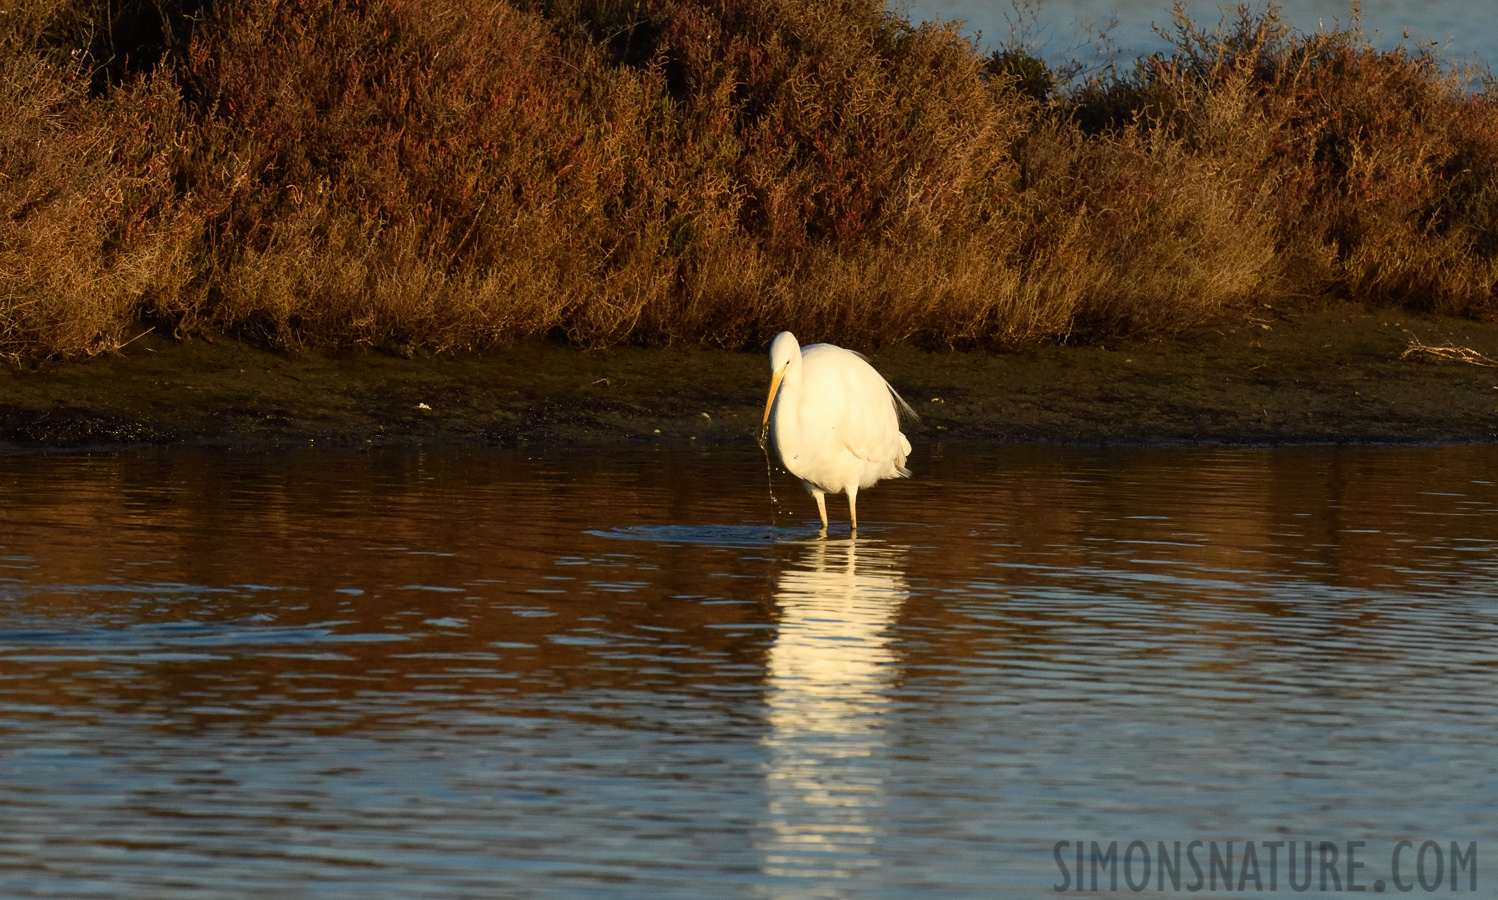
left=0, top=0, right=1493, bottom=361
left=1401, top=339, right=1498, bottom=368
left=0, top=56, right=193, bottom=361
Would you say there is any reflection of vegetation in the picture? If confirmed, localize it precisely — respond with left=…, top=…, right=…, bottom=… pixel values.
left=1, top=446, right=1495, bottom=717
left=1, top=0, right=1494, bottom=361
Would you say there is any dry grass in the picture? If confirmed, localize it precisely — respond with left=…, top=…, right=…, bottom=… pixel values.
left=0, top=0, right=1493, bottom=361
left=1401, top=339, right=1498, bottom=368
left=0, top=55, right=193, bottom=361
left=1073, top=3, right=1498, bottom=315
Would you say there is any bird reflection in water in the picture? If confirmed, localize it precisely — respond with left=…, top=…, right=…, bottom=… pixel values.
left=758, top=537, right=909, bottom=881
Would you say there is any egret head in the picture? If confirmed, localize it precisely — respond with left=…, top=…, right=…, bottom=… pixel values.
left=763, top=332, right=801, bottom=432
left=768, top=331, right=800, bottom=374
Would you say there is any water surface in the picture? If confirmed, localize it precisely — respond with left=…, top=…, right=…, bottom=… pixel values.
left=908, top=0, right=1496, bottom=70
left=1, top=446, right=1495, bottom=897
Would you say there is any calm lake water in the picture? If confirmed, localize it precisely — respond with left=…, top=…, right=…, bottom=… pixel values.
left=907, top=0, right=1497, bottom=70
left=1, top=445, right=1495, bottom=898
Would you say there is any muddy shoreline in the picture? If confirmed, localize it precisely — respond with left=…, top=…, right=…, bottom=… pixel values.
left=2, top=300, right=1496, bottom=451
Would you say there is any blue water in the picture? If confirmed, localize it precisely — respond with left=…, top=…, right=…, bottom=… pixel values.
left=906, top=0, right=1496, bottom=71
left=0, top=446, right=1494, bottom=897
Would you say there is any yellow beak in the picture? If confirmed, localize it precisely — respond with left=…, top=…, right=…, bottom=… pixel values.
left=762, top=365, right=787, bottom=431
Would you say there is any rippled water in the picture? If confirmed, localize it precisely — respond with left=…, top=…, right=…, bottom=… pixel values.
left=1, top=446, right=1495, bottom=897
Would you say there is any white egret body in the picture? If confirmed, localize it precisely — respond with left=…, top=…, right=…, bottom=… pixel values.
left=761, top=331, right=915, bottom=534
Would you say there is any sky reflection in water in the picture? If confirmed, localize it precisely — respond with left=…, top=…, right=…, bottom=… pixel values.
left=905, top=0, right=1497, bottom=69
left=0, top=445, right=1495, bottom=897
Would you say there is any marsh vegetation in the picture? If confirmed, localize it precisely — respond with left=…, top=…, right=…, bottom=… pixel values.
left=2, top=0, right=1494, bottom=361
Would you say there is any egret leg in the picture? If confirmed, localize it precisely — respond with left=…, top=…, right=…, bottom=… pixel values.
left=812, top=490, right=829, bottom=536
left=847, top=486, right=859, bottom=534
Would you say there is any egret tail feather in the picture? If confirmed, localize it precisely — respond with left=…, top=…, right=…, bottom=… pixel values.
left=888, top=384, right=919, bottom=423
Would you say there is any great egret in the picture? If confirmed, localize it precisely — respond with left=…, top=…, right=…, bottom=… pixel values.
left=760, top=331, right=916, bottom=534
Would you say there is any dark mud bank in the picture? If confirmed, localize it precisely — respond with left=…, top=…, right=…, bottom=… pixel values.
left=3, top=301, right=1497, bottom=451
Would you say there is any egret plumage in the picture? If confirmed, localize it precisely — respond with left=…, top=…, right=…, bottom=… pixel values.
left=760, top=331, right=915, bottom=535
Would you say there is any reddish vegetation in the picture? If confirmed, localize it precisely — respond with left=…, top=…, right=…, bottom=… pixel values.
left=0, top=0, right=1494, bottom=361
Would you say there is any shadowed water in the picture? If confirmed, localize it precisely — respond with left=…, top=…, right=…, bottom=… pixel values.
left=0, top=446, right=1495, bottom=897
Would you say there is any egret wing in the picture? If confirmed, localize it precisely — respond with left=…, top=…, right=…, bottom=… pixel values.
left=799, top=344, right=909, bottom=468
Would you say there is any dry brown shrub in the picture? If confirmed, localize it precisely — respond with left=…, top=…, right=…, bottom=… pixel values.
left=170, top=0, right=600, bottom=348
left=998, top=122, right=1277, bottom=339
left=1074, top=3, right=1498, bottom=318
left=553, top=0, right=1035, bottom=348
left=0, top=0, right=95, bottom=61
left=1, top=0, right=1493, bottom=363
left=0, top=56, right=191, bottom=361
